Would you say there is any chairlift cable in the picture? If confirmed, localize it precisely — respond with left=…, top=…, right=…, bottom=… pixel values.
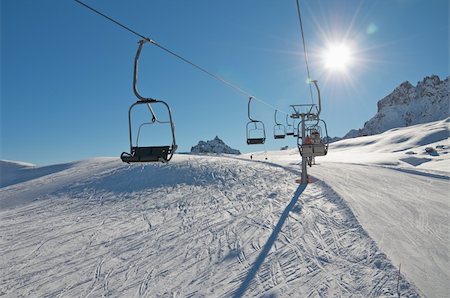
left=75, top=0, right=148, bottom=41
left=75, top=0, right=288, bottom=115
left=295, top=0, right=314, bottom=104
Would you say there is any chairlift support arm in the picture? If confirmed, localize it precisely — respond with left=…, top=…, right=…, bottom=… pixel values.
left=274, top=109, right=281, bottom=125
left=312, top=80, right=321, bottom=117
left=134, top=39, right=160, bottom=122
left=248, top=97, right=257, bottom=122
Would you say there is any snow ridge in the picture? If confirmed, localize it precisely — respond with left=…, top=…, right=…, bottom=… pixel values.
left=345, top=75, right=449, bottom=138
left=190, top=136, right=241, bottom=155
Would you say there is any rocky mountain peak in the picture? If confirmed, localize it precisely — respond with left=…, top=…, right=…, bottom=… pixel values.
left=345, top=75, right=449, bottom=138
left=191, top=136, right=241, bottom=155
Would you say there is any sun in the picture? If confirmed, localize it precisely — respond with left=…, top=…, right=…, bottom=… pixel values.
left=322, top=43, right=353, bottom=72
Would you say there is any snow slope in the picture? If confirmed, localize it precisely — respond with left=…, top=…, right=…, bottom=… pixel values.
left=0, top=160, right=72, bottom=188
left=253, top=118, right=449, bottom=297
left=309, top=163, right=449, bottom=298
left=0, top=156, right=417, bottom=297
left=311, top=120, right=450, bottom=298
left=326, top=117, right=449, bottom=173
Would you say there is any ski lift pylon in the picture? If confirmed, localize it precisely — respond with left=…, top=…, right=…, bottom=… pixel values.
left=295, top=81, right=329, bottom=161
left=121, top=39, right=177, bottom=163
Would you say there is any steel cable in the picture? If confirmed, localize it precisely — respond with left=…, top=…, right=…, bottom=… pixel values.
left=75, top=0, right=289, bottom=115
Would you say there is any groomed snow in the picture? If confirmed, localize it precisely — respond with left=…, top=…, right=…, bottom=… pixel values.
left=1, top=119, right=448, bottom=297
left=251, top=118, right=449, bottom=297
left=0, top=155, right=418, bottom=297
left=325, top=117, right=449, bottom=173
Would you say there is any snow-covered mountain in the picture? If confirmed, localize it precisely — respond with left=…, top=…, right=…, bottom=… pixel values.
left=0, top=160, right=73, bottom=188
left=345, top=75, right=449, bottom=138
left=327, top=117, right=450, bottom=172
left=190, top=136, right=240, bottom=155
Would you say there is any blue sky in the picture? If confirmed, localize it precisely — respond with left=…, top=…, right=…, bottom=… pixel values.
left=1, top=0, right=448, bottom=165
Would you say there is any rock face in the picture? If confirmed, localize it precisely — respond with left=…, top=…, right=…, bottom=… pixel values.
left=190, top=136, right=241, bottom=155
left=344, top=75, right=449, bottom=138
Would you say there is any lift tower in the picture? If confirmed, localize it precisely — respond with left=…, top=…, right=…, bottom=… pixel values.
left=290, top=80, right=329, bottom=184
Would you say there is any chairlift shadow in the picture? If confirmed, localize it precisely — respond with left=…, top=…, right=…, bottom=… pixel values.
left=233, top=183, right=307, bottom=297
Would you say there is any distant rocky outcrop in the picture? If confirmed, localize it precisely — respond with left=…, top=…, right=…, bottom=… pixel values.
left=344, top=75, right=449, bottom=138
left=190, top=136, right=241, bottom=155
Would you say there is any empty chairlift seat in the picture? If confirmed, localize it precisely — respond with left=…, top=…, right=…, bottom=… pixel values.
left=247, top=136, right=266, bottom=145
left=273, top=110, right=286, bottom=139
left=121, top=146, right=170, bottom=163
left=246, top=97, right=266, bottom=145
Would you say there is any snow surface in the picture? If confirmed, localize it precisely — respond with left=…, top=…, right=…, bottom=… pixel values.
left=313, top=119, right=450, bottom=298
left=309, top=163, right=448, bottom=298
left=326, top=117, right=450, bottom=173
left=1, top=155, right=418, bottom=297
left=245, top=118, right=449, bottom=297
left=1, top=119, right=448, bottom=297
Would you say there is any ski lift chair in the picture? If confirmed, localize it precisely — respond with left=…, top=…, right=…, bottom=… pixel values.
left=274, top=125, right=286, bottom=139
left=121, top=39, right=177, bottom=163
left=246, top=97, right=266, bottom=145
left=293, top=124, right=299, bottom=138
left=297, top=119, right=329, bottom=157
left=273, top=110, right=286, bottom=139
left=286, top=114, right=294, bottom=136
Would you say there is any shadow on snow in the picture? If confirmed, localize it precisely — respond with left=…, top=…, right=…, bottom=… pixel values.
left=233, top=183, right=307, bottom=297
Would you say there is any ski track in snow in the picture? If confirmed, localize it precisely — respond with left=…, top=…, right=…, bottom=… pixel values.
left=0, top=156, right=418, bottom=297
left=309, top=162, right=449, bottom=298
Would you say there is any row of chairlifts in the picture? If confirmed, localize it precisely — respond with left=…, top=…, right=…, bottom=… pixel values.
left=119, top=41, right=326, bottom=164
left=245, top=93, right=327, bottom=150
left=244, top=79, right=329, bottom=169
left=119, top=42, right=326, bottom=163
left=119, top=43, right=325, bottom=165
left=121, top=40, right=177, bottom=163
left=119, top=40, right=327, bottom=166
left=75, top=0, right=327, bottom=167
left=245, top=99, right=298, bottom=145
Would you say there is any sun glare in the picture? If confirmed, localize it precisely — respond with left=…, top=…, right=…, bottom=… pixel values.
left=323, top=43, right=353, bottom=72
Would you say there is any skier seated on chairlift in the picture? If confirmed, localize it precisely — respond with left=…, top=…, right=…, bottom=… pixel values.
left=311, top=130, right=321, bottom=144
left=304, top=134, right=313, bottom=145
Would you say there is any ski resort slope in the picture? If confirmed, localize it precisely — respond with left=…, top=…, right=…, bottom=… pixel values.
left=309, top=163, right=449, bottom=298
left=0, top=156, right=418, bottom=297
left=255, top=118, right=449, bottom=297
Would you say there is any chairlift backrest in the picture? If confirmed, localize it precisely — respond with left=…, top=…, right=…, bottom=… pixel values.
left=286, top=114, right=295, bottom=136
